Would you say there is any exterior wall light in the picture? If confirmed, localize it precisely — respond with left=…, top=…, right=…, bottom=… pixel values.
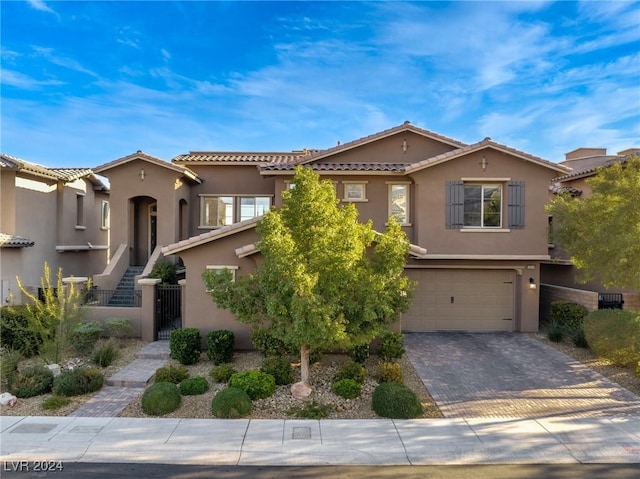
left=529, top=277, right=537, bottom=290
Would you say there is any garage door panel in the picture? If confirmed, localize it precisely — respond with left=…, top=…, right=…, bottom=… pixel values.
left=403, top=269, right=515, bottom=332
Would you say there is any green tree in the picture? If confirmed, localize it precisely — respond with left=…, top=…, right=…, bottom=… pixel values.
left=203, top=166, right=414, bottom=392
left=547, top=156, right=640, bottom=289
left=16, top=263, right=85, bottom=363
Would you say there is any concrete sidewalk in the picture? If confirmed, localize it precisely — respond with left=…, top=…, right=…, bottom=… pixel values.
left=1, top=415, right=639, bottom=465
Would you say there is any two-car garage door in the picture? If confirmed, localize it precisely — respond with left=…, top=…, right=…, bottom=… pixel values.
left=403, top=269, right=515, bottom=332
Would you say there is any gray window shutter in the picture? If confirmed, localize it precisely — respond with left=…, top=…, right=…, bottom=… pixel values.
left=446, top=180, right=464, bottom=228
left=508, top=181, right=525, bottom=229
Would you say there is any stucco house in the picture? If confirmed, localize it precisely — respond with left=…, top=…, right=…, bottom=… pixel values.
left=541, top=147, right=640, bottom=314
left=0, top=154, right=110, bottom=304
left=90, top=121, right=567, bottom=347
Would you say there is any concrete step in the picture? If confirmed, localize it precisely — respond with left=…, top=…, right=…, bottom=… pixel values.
left=136, top=341, right=171, bottom=360
left=106, top=359, right=167, bottom=388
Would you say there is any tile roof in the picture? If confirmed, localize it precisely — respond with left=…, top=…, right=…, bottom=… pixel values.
left=404, top=137, right=571, bottom=175
left=0, top=233, right=35, bottom=248
left=552, top=156, right=628, bottom=182
left=261, top=162, right=410, bottom=173
left=172, top=151, right=314, bottom=165
left=95, top=151, right=201, bottom=183
left=549, top=184, right=582, bottom=197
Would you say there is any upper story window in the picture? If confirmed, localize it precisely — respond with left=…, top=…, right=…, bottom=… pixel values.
left=446, top=180, right=525, bottom=230
left=463, top=184, right=502, bottom=228
left=387, top=183, right=411, bottom=225
left=200, top=195, right=271, bottom=228
left=75, top=193, right=85, bottom=229
left=101, top=201, right=110, bottom=229
left=342, top=182, right=367, bottom=202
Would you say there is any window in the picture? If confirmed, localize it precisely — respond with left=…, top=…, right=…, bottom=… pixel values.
left=76, top=194, right=85, bottom=229
left=463, top=184, right=502, bottom=228
left=343, top=182, right=367, bottom=202
left=388, top=183, right=410, bottom=224
left=200, top=195, right=271, bottom=228
left=101, top=201, right=110, bottom=229
left=205, top=265, right=238, bottom=288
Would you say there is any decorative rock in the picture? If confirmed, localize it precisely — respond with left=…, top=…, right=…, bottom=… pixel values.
left=0, top=392, right=17, bottom=407
left=46, top=364, right=61, bottom=377
left=291, top=381, right=312, bottom=399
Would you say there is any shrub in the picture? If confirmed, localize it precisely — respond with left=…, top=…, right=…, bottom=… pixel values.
left=92, top=339, right=119, bottom=367
left=211, top=387, right=252, bottom=418
left=289, top=400, right=332, bottom=419
left=309, top=349, right=323, bottom=364
left=260, top=356, right=294, bottom=385
left=179, top=376, right=210, bottom=395
left=584, top=310, right=640, bottom=367
left=155, top=364, right=189, bottom=384
left=71, top=322, right=104, bottom=355
left=104, top=318, right=134, bottom=339
left=0, top=304, right=44, bottom=357
left=1, top=349, right=22, bottom=386
left=378, top=332, right=405, bottom=361
left=170, top=328, right=201, bottom=365
left=251, top=328, right=289, bottom=357
left=210, top=364, right=237, bottom=383
left=8, top=365, right=53, bottom=398
left=206, top=330, right=235, bottom=365
left=374, top=362, right=404, bottom=384
left=42, top=395, right=71, bottom=410
left=349, top=344, right=370, bottom=364
left=52, top=368, right=104, bottom=396
left=372, top=382, right=423, bottom=419
left=332, top=378, right=361, bottom=399
left=228, top=371, right=276, bottom=400
left=550, top=301, right=588, bottom=328
left=547, top=320, right=564, bottom=343
left=334, top=360, right=367, bottom=384
left=636, top=361, right=640, bottom=378
left=142, top=382, right=181, bottom=416
left=570, top=325, right=589, bottom=349
left=149, top=260, right=178, bottom=284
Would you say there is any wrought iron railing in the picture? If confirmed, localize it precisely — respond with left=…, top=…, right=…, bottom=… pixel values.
left=598, top=293, right=624, bottom=310
left=82, top=288, right=142, bottom=307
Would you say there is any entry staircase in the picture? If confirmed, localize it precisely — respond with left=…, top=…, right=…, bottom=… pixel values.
left=108, top=266, right=144, bottom=306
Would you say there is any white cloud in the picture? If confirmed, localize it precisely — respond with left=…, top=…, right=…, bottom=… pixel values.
left=32, top=46, right=99, bottom=78
left=27, top=0, right=58, bottom=16
left=0, top=69, right=65, bottom=89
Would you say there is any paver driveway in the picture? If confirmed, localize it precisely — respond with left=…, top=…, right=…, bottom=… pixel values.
left=404, top=332, right=640, bottom=418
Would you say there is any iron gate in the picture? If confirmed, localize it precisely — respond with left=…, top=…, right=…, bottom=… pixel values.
left=155, top=284, right=182, bottom=340
left=598, top=293, right=624, bottom=310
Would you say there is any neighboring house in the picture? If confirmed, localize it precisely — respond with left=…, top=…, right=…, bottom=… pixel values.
left=120, top=121, right=569, bottom=347
left=541, top=147, right=640, bottom=314
left=0, top=154, right=110, bottom=305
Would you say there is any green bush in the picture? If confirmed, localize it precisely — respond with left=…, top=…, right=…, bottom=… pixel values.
left=584, top=310, right=640, bottom=366
left=229, top=371, right=276, bottom=400
left=332, top=378, right=361, bottom=399
left=374, top=362, right=404, bottom=384
left=149, top=260, right=178, bottom=284
left=289, top=400, right=332, bottom=419
left=92, top=339, right=119, bottom=367
left=334, top=360, right=367, bottom=384
left=1, top=349, right=22, bottom=387
left=309, top=349, right=323, bottom=364
left=210, top=364, right=237, bottom=383
left=378, top=332, right=405, bottom=361
left=179, top=376, right=210, bottom=395
left=8, top=365, right=53, bottom=398
left=211, top=387, right=252, bottom=418
left=170, top=328, right=201, bottom=365
left=636, top=361, right=640, bottom=378
left=570, top=325, right=589, bottom=349
left=104, top=318, right=134, bottom=339
left=372, top=382, right=423, bottom=419
left=142, top=382, right=182, bottom=416
left=550, top=301, right=588, bottom=328
left=71, top=322, right=104, bottom=355
left=547, top=320, right=564, bottom=343
left=52, top=368, right=104, bottom=397
left=251, top=328, right=289, bottom=357
left=0, top=305, right=44, bottom=357
left=206, top=330, right=235, bottom=365
left=42, top=395, right=71, bottom=410
left=349, top=344, right=370, bottom=364
left=260, top=356, right=294, bottom=385
left=155, top=364, right=189, bottom=384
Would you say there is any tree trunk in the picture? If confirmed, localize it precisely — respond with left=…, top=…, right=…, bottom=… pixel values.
left=300, top=343, right=310, bottom=384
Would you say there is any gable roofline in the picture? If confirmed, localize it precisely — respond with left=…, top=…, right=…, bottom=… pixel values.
left=172, top=151, right=312, bottom=166
left=552, top=156, right=628, bottom=182
left=404, top=138, right=572, bottom=175
left=285, top=121, right=468, bottom=167
left=95, top=151, right=202, bottom=183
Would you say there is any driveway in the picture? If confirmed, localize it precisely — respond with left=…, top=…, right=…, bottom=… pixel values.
left=404, top=332, right=640, bottom=418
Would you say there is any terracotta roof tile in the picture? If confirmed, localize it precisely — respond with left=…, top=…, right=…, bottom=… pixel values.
left=261, top=163, right=410, bottom=173
left=0, top=233, right=35, bottom=248
left=549, top=184, right=582, bottom=197
left=95, top=151, right=201, bottom=183
left=172, top=151, right=312, bottom=165
left=552, top=157, right=628, bottom=182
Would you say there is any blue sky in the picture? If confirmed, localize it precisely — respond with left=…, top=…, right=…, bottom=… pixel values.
left=2, top=1, right=639, bottom=168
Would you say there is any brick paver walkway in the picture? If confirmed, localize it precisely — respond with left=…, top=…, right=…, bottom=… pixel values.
left=405, top=332, right=640, bottom=418
left=70, top=341, right=169, bottom=417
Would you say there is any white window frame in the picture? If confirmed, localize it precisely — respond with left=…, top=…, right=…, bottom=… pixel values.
left=239, top=196, right=271, bottom=222
left=101, top=200, right=110, bottom=230
left=462, top=183, right=502, bottom=229
left=205, top=265, right=238, bottom=290
left=342, top=181, right=368, bottom=202
left=199, top=195, right=234, bottom=228
left=387, top=182, right=411, bottom=226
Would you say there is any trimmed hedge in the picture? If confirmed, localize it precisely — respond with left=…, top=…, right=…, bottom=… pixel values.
left=52, top=368, right=104, bottom=396
left=378, top=332, right=405, bottom=361
left=210, top=364, right=237, bottom=383
left=332, top=378, right=361, bottom=399
left=260, top=356, right=294, bottom=385
left=583, top=309, right=640, bottom=367
left=179, top=376, right=210, bottom=395
left=142, top=382, right=181, bottom=416
left=211, top=387, right=252, bottom=418
left=334, top=360, right=367, bottom=384
left=206, top=330, right=235, bottom=365
left=372, top=382, right=423, bottom=419
left=170, top=328, right=201, bottom=365
left=8, top=365, right=53, bottom=398
left=228, top=371, right=276, bottom=400
left=374, top=362, right=404, bottom=384
left=155, top=364, right=189, bottom=384
left=72, top=322, right=104, bottom=355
